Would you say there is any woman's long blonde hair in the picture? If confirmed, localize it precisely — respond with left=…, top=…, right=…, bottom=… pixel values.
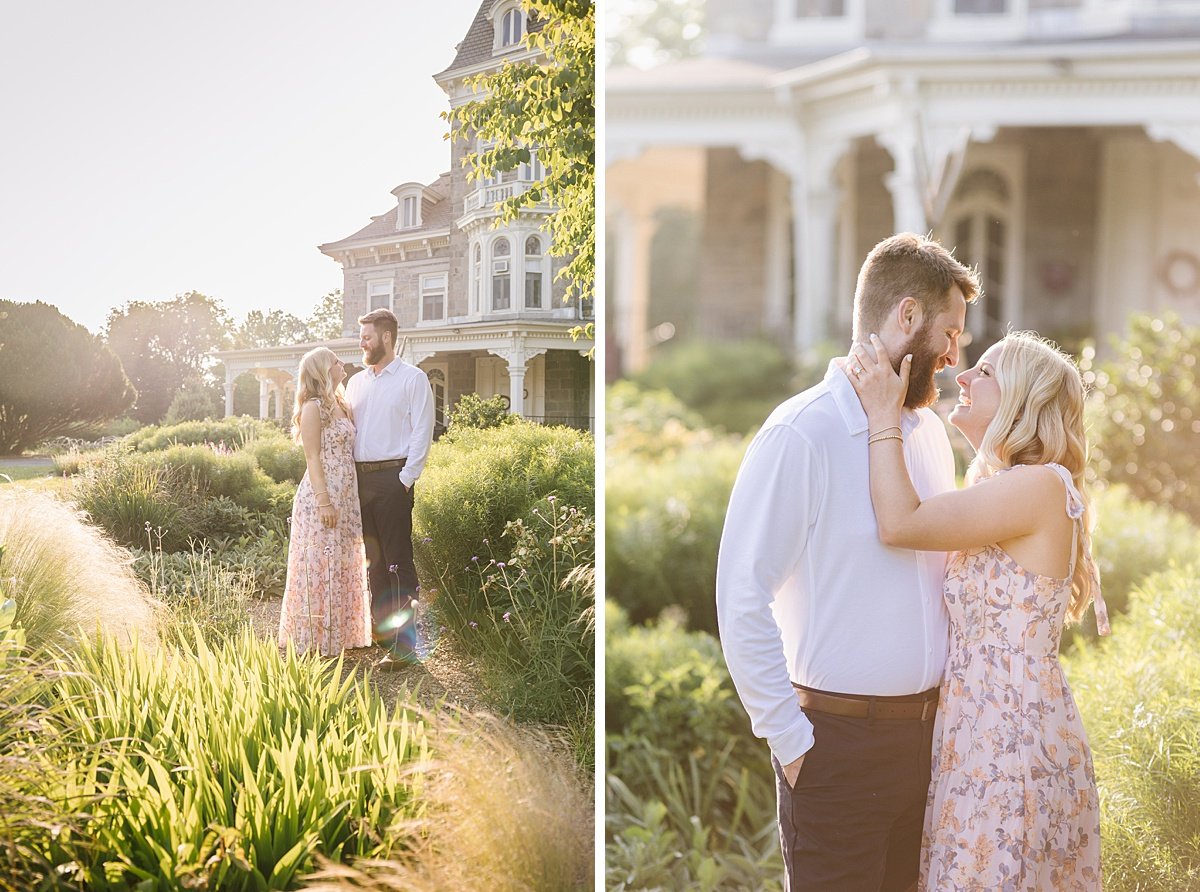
left=967, top=331, right=1100, bottom=625
left=291, top=347, right=352, bottom=443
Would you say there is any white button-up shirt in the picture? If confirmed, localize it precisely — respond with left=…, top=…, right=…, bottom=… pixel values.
left=716, top=361, right=956, bottom=765
left=344, top=357, right=435, bottom=489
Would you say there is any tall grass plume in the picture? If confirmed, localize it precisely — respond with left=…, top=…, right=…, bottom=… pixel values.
left=0, top=489, right=157, bottom=650
left=305, top=711, right=593, bottom=892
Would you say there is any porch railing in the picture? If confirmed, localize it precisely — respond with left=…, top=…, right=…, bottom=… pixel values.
left=525, top=415, right=594, bottom=432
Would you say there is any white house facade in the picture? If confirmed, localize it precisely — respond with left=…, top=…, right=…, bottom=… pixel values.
left=607, top=0, right=1200, bottom=372
left=218, top=0, right=594, bottom=430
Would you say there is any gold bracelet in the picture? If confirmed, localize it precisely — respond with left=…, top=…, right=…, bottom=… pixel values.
left=869, top=425, right=901, bottom=437
left=868, top=433, right=903, bottom=445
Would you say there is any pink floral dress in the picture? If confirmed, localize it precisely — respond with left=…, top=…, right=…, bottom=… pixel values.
left=921, top=463, right=1102, bottom=891
left=278, top=406, right=372, bottom=655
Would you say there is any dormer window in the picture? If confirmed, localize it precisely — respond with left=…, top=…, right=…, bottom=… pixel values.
left=392, top=183, right=425, bottom=230
left=492, top=1, right=526, bottom=52
left=771, top=0, right=864, bottom=46
left=402, top=196, right=419, bottom=228
left=796, top=0, right=845, bottom=15
left=502, top=7, right=524, bottom=46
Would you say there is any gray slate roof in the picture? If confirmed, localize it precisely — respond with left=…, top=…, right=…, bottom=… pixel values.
left=441, top=0, right=547, bottom=76
left=321, top=173, right=454, bottom=251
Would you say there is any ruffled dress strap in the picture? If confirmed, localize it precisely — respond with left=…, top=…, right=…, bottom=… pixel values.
left=1043, top=461, right=1111, bottom=636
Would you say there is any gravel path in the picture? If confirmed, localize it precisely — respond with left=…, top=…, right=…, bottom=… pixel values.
left=246, top=596, right=486, bottom=712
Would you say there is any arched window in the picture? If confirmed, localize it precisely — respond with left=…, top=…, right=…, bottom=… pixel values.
left=945, top=165, right=1012, bottom=363
left=501, top=7, right=524, bottom=47
left=524, top=236, right=543, bottom=309
left=472, top=243, right=482, bottom=314
left=492, top=238, right=512, bottom=311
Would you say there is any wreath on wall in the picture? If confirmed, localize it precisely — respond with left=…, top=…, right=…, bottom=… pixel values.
left=1159, top=250, right=1200, bottom=299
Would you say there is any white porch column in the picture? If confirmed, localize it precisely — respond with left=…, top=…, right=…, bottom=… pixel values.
left=224, top=369, right=235, bottom=418
left=507, top=363, right=528, bottom=417
left=613, top=208, right=654, bottom=374
left=274, top=384, right=285, bottom=421
left=785, top=140, right=847, bottom=357
left=764, top=165, right=791, bottom=337
left=878, top=128, right=928, bottom=236
left=258, top=377, right=270, bottom=420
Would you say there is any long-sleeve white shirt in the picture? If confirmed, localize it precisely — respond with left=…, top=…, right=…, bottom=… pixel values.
left=716, top=361, right=956, bottom=765
left=344, top=357, right=435, bottom=489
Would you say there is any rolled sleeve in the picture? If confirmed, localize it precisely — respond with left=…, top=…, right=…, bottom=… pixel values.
left=716, top=424, right=821, bottom=764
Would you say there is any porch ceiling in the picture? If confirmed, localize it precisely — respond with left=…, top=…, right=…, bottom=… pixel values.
left=607, top=40, right=1200, bottom=167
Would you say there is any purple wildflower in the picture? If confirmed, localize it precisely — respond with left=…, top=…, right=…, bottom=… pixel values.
left=469, top=621, right=478, bottom=629
left=502, top=612, right=511, bottom=623
left=388, top=564, right=399, bottom=573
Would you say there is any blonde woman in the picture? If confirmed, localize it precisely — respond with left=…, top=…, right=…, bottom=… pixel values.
left=846, top=331, right=1108, bottom=891
left=278, top=347, right=372, bottom=655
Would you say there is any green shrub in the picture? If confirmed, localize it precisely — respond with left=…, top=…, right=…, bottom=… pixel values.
left=163, top=378, right=221, bottom=425
left=1067, top=564, right=1200, bottom=890
left=1083, top=313, right=1200, bottom=523
left=211, top=524, right=290, bottom=599
left=430, top=499, right=595, bottom=769
left=1085, top=486, right=1200, bottom=632
left=446, top=393, right=517, bottom=433
left=27, top=631, right=428, bottom=890
left=74, top=459, right=193, bottom=552
left=605, top=380, right=707, bottom=461
left=632, top=338, right=795, bottom=434
left=248, top=436, right=306, bottom=484
left=137, top=446, right=293, bottom=517
left=126, top=417, right=285, bottom=454
left=605, top=602, right=781, bottom=891
left=414, top=421, right=594, bottom=579
left=52, top=447, right=108, bottom=477
left=606, top=430, right=745, bottom=634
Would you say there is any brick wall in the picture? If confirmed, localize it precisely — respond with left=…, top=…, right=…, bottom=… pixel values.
left=543, top=349, right=592, bottom=420
left=698, top=147, right=769, bottom=338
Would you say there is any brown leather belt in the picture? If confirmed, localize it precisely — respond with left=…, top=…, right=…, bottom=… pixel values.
left=355, top=458, right=406, bottom=474
left=793, top=684, right=939, bottom=721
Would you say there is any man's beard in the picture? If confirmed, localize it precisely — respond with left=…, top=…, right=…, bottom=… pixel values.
left=899, top=321, right=943, bottom=409
left=363, top=344, right=384, bottom=366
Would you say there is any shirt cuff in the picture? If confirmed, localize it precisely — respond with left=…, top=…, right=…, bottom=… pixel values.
left=768, top=716, right=816, bottom=765
left=398, top=470, right=416, bottom=489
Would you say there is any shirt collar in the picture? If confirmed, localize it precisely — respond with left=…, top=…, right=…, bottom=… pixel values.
left=824, top=358, right=919, bottom=437
left=368, top=356, right=404, bottom=379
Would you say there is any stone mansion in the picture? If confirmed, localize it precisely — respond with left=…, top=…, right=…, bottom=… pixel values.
left=218, top=0, right=594, bottom=431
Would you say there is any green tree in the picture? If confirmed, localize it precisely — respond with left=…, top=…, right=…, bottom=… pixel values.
left=163, top=377, right=222, bottom=424
left=105, top=292, right=232, bottom=423
left=606, top=0, right=704, bottom=69
left=446, top=0, right=595, bottom=341
left=307, top=289, right=345, bottom=341
left=0, top=301, right=136, bottom=453
left=235, top=309, right=311, bottom=348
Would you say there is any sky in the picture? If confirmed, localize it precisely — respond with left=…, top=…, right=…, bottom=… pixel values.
left=0, top=0, right=483, bottom=334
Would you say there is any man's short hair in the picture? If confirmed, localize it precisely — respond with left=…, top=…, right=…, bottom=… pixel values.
left=853, top=233, right=980, bottom=339
left=358, top=307, right=399, bottom=347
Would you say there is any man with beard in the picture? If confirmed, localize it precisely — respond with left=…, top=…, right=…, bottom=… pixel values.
left=345, top=307, right=434, bottom=667
left=716, top=233, right=979, bottom=891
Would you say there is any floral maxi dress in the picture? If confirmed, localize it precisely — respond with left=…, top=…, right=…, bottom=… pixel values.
left=278, top=410, right=372, bottom=655
left=921, top=463, right=1102, bottom=891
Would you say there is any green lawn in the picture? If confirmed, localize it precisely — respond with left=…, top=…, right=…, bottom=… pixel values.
left=0, top=458, right=55, bottom=484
